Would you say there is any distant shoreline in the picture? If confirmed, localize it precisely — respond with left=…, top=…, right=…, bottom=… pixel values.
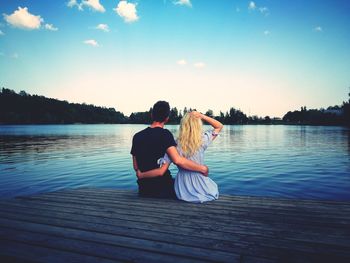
left=1, top=88, right=349, bottom=127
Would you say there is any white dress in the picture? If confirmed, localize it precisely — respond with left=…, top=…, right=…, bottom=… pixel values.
left=164, top=130, right=219, bottom=203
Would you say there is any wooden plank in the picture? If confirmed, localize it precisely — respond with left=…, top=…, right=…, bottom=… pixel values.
left=3, top=198, right=350, bottom=247
left=0, top=218, right=239, bottom=262
left=36, top=189, right=350, bottom=213
left=1, top=201, right=349, bottom=258
left=0, top=239, right=120, bottom=263
left=0, top=255, right=37, bottom=263
left=39, top=188, right=350, bottom=211
left=1, top=209, right=349, bottom=262
left=47, top=190, right=350, bottom=217
left=0, top=203, right=242, bottom=240
left=3, top=196, right=350, bottom=248
left=1, top=188, right=349, bottom=263
left=65, top=188, right=350, bottom=207
left=0, top=227, right=213, bottom=263
left=18, top=194, right=340, bottom=222
left=19, top=194, right=350, bottom=227
left=0, top=209, right=251, bottom=254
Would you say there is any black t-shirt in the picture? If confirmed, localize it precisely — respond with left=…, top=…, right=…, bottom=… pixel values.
left=131, top=127, right=176, bottom=171
left=130, top=127, right=177, bottom=198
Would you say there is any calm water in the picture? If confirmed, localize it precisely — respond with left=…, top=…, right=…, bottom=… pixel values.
left=0, top=124, right=349, bottom=200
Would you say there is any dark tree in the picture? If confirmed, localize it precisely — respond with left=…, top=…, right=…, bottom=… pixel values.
left=343, top=90, right=350, bottom=126
left=205, top=109, right=214, bottom=118
left=0, top=88, right=126, bottom=124
left=169, top=107, right=180, bottom=123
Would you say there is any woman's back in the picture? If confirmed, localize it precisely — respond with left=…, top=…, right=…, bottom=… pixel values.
left=174, top=130, right=219, bottom=203
left=176, top=130, right=213, bottom=168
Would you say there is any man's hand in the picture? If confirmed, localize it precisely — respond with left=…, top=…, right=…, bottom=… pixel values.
left=136, top=170, right=143, bottom=179
left=201, top=165, right=209, bottom=177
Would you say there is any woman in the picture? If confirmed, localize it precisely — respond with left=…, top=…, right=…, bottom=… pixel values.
left=137, top=111, right=223, bottom=203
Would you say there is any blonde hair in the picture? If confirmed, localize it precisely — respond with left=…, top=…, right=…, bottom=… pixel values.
left=177, top=113, right=203, bottom=157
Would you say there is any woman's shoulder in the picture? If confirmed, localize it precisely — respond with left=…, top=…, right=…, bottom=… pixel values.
left=202, top=130, right=213, bottom=140
left=201, top=129, right=215, bottom=150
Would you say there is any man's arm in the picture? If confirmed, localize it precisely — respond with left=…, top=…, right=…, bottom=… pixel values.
left=166, top=146, right=208, bottom=176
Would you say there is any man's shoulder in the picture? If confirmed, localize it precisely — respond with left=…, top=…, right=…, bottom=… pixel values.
left=136, top=127, right=173, bottom=135
left=162, top=128, right=173, bottom=136
left=158, top=128, right=175, bottom=141
left=133, top=127, right=149, bottom=138
left=133, top=127, right=174, bottom=142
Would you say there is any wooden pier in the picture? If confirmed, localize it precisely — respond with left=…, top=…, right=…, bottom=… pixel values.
left=0, top=188, right=349, bottom=262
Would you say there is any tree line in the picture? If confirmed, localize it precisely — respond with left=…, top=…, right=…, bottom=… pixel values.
left=0, top=88, right=126, bottom=124
left=282, top=93, right=349, bottom=126
left=0, top=88, right=349, bottom=126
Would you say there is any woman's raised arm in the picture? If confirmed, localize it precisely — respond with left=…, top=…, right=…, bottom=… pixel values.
left=191, top=111, right=223, bottom=138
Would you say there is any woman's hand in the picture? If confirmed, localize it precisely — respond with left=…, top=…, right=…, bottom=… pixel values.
left=190, top=111, right=203, bottom=119
left=201, top=165, right=209, bottom=177
left=191, top=111, right=223, bottom=138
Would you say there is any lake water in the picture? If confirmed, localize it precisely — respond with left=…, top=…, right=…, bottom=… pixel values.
left=0, top=124, right=349, bottom=200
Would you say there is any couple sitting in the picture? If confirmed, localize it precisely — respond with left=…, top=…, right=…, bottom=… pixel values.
left=131, top=101, right=223, bottom=203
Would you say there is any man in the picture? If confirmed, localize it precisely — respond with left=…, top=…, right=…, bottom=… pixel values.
left=131, top=101, right=208, bottom=198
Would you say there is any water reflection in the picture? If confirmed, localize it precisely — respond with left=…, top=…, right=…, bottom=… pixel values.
left=343, top=128, right=350, bottom=157
left=0, top=124, right=349, bottom=200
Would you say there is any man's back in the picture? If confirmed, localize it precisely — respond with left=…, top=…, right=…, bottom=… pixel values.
left=131, top=127, right=176, bottom=198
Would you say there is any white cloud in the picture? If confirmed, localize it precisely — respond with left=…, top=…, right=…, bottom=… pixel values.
left=114, top=1, right=139, bottom=23
left=0, top=30, right=4, bottom=35
left=248, top=1, right=256, bottom=10
left=95, top=23, right=109, bottom=32
left=314, top=26, right=322, bottom=32
left=177, top=59, right=187, bottom=65
left=45, top=23, right=58, bottom=31
left=84, top=39, right=99, bottom=47
left=263, top=30, right=270, bottom=36
left=67, top=0, right=77, bottom=7
left=259, top=7, right=269, bottom=16
left=67, top=0, right=84, bottom=10
left=248, top=2, right=269, bottom=16
left=82, top=0, right=105, bottom=12
left=174, top=0, right=192, bottom=7
left=194, top=62, right=205, bottom=68
left=68, top=0, right=105, bottom=12
left=3, top=7, right=43, bottom=30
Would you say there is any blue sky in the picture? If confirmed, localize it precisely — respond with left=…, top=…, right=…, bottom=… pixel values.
left=0, top=0, right=349, bottom=117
